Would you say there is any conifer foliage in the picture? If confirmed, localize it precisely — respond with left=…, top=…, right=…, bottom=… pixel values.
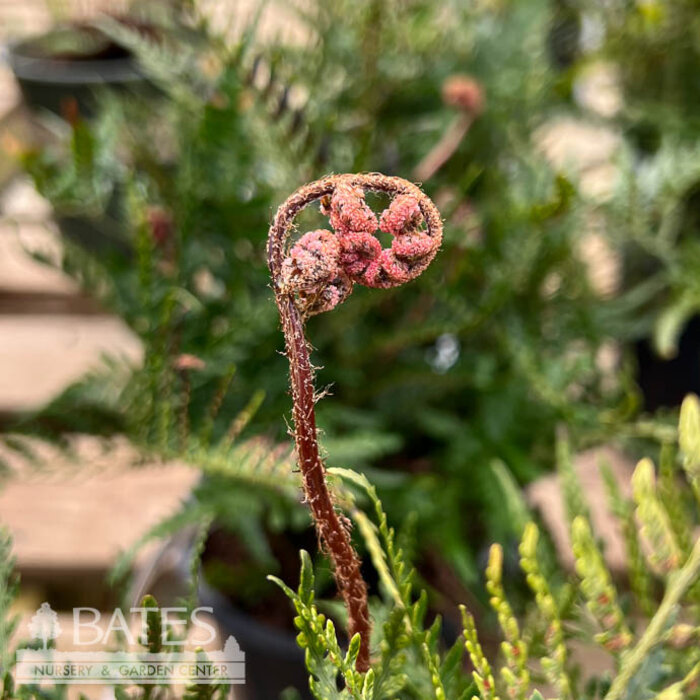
left=272, top=396, right=700, bottom=700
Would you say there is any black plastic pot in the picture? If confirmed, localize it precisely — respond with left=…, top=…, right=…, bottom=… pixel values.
left=547, top=1, right=581, bottom=71
left=132, top=524, right=313, bottom=700
left=7, top=27, right=146, bottom=116
left=635, top=316, right=700, bottom=411
left=56, top=213, right=131, bottom=257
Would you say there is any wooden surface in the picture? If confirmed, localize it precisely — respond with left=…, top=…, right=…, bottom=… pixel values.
left=0, top=176, right=195, bottom=591
left=0, top=181, right=143, bottom=413
left=0, top=436, right=199, bottom=573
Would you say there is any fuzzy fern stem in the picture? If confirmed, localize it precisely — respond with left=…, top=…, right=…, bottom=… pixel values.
left=605, top=533, right=700, bottom=700
left=267, top=173, right=443, bottom=673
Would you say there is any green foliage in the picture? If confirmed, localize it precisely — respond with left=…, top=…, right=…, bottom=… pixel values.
left=183, top=648, right=228, bottom=700
left=632, top=457, right=682, bottom=575
left=271, top=469, right=475, bottom=700
left=519, top=523, right=572, bottom=700
left=18, top=0, right=637, bottom=599
left=571, top=516, right=632, bottom=652
left=270, top=552, right=371, bottom=699
left=107, top=435, right=305, bottom=589
left=556, top=429, right=591, bottom=525
left=602, top=462, right=655, bottom=617
left=591, top=0, right=700, bottom=131
left=271, top=399, right=700, bottom=699
left=587, top=0, right=700, bottom=371
left=141, top=594, right=162, bottom=653
left=0, top=551, right=229, bottom=700
left=485, top=544, right=529, bottom=699
left=679, top=394, right=700, bottom=503
left=0, top=530, right=18, bottom=679
left=599, top=138, right=700, bottom=361
left=461, top=607, right=497, bottom=700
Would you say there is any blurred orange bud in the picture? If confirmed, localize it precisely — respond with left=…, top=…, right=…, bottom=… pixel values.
left=441, top=75, right=485, bottom=116
left=173, top=354, right=206, bottom=372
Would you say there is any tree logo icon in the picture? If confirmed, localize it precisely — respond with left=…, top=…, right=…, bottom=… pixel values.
left=28, top=602, right=61, bottom=650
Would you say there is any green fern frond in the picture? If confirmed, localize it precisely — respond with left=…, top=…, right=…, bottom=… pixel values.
left=110, top=437, right=301, bottom=586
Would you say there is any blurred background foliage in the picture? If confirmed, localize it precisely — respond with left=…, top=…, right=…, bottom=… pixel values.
left=13, top=0, right=692, bottom=597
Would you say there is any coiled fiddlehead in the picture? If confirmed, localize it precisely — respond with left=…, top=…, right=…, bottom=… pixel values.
left=267, top=173, right=442, bottom=671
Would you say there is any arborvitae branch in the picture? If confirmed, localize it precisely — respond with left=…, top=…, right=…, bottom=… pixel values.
left=632, top=458, right=682, bottom=575
left=680, top=394, right=700, bottom=506
left=571, top=516, right=632, bottom=653
left=461, top=606, right=500, bottom=700
left=602, top=463, right=655, bottom=616
left=604, top=535, right=700, bottom=700
left=486, top=544, right=530, bottom=700
left=519, top=523, right=572, bottom=700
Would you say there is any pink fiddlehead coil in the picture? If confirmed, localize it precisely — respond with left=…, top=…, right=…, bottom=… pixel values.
left=274, top=174, right=443, bottom=316
left=267, top=173, right=442, bottom=672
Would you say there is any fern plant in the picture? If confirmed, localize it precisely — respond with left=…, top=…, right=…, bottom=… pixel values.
left=16, top=0, right=642, bottom=595
left=267, top=173, right=443, bottom=670
left=270, top=394, right=700, bottom=700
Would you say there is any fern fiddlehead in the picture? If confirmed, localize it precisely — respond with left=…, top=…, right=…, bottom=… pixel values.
left=267, top=173, right=443, bottom=671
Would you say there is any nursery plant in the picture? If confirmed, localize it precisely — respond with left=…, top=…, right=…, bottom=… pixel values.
left=579, top=0, right=700, bottom=409
left=269, top=390, right=700, bottom=700
left=267, top=172, right=443, bottom=671
left=265, top=176, right=700, bottom=698
left=15, top=0, right=639, bottom=597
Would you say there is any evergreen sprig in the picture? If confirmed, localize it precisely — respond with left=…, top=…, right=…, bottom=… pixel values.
left=275, top=398, right=700, bottom=700
left=0, top=530, right=18, bottom=683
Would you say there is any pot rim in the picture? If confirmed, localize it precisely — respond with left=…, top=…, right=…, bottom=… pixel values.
left=7, top=38, right=142, bottom=84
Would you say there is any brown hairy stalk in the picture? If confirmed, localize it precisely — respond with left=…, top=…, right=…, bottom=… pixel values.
left=414, top=114, right=473, bottom=182
left=267, top=173, right=443, bottom=672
